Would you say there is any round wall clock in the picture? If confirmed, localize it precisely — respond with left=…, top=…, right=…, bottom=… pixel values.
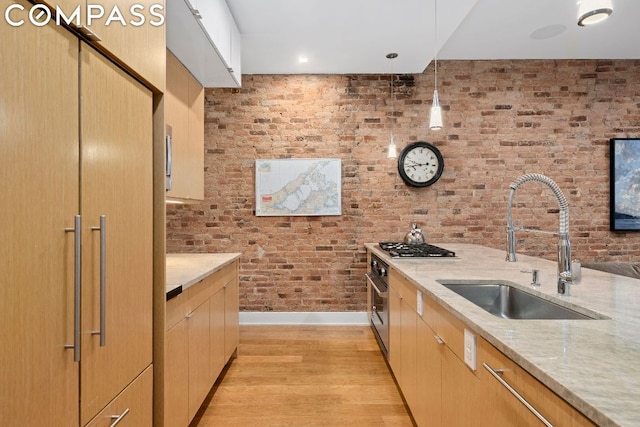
left=397, top=141, right=444, bottom=187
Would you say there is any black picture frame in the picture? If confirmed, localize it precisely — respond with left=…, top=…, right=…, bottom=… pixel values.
left=610, top=138, right=640, bottom=231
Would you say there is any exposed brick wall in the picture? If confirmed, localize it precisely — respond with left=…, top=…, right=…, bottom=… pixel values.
left=166, top=59, right=640, bottom=312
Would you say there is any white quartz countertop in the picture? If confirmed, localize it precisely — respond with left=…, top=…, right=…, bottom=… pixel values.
left=166, top=253, right=241, bottom=297
left=366, top=243, right=640, bottom=427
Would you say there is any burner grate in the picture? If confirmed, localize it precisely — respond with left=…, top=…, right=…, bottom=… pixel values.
left=379, top=242, right=456, bottom=258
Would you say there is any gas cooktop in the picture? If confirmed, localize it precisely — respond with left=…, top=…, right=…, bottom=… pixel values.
left=378, top=242, right=456, bottom=258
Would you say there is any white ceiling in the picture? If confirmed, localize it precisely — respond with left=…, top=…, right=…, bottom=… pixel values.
left=226, top=0, right=640, bottom=75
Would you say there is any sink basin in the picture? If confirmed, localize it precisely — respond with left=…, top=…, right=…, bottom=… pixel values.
left=438, top=281, right=600, bottom=320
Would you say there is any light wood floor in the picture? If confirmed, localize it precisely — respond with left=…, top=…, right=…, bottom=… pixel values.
left=190, top=325, right=415, bottom=427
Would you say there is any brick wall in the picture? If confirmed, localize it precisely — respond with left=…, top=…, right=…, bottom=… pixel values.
left=166, top=59, right=640, bottom=312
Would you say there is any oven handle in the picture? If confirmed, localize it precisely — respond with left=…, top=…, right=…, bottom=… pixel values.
left=366, top=273, right=388, bottom=298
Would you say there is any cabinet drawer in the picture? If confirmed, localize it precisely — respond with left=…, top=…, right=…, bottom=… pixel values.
left=208, top=261, right=238, bottom=295
left=84, top=365, right=153, bottom=427
left=479, top=338, right=596, bottom=427
left=185, top=278, right=211, bottom=313
left=389, top=268, right=418, bottom=312
left=422, top=296, right=466, bottom=361
left=166, top=291, right=187, bottom=331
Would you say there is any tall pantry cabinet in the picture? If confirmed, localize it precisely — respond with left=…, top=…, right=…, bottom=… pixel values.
left=0, top=2, right=158, bottom=426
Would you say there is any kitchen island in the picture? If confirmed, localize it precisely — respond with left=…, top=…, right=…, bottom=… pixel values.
left=366, top=243, right=640, bottom=427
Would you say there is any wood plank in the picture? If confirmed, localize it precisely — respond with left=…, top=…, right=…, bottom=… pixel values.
left=191, top=326, right=414, bottom=427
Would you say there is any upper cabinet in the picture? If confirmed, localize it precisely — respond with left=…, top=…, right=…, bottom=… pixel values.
left=34, top=1, right=166, bottom=91
left=165, top=50, right=205, bottom=203
left=167, top=0, right=242, bottom=88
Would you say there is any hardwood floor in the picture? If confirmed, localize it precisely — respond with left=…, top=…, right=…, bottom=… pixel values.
left=190, top=325, right=414, bottom=427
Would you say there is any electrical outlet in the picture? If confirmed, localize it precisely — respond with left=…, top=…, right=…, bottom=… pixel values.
left=416, top=290, right=423, bottom=316
left=464, top=329, right=477, bottom=371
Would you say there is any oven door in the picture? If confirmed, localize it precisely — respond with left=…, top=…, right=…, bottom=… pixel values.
left=366, top=272, right=389, bottom=357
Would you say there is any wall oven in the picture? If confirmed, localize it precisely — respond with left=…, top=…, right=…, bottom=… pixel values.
left=366, top=254, right=389, bottom=358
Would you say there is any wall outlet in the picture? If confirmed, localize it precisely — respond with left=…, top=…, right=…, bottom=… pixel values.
left=416, top=290, right=423, bottom=316
left=464, top=329, right=477, bottom=371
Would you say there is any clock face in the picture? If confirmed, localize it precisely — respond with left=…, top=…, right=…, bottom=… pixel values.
left=397, top=141, right=444, bottom=187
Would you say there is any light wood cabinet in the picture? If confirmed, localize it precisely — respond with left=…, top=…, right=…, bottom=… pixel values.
left=79, top=42, right=154, bottom=425
left=478, top=337, right=597, bottom=427
left=386, top=262, right=598, bottom=427
left=84, top=366, right=153, bottom=427
left=165, top=260, right=240, bottom=426
left=165, top=50, right=204, bottom=202
left=0, top=12, right=80, bottom=426
left=1, top=6, right=155, bottom=425
left=165, top=319, right=189, bottom=427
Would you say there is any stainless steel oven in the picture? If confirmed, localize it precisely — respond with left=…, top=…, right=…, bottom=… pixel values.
left=367, top=254, right=389, bottom=358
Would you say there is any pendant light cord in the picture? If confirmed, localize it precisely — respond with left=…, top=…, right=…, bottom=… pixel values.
left=434, top=0, right=438, bottom=91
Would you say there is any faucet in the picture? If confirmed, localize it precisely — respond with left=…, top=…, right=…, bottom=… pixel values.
left=506, top=173, right=572, bottom=296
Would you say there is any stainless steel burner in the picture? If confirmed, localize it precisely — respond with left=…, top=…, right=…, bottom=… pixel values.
left=378, top=242, right=456, bottom=258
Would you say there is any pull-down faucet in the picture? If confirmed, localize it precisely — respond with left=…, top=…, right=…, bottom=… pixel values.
left=506, top=174, right=572, bottom=296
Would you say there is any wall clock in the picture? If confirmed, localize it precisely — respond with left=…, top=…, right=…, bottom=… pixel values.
left=397, top=141, right=444, bottom=187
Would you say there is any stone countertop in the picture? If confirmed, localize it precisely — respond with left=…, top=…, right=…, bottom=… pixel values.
left=166, top=253, right=241, bottom=298
left=366, top=243, right=640, bottom=427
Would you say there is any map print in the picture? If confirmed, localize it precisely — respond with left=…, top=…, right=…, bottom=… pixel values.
left=255, top=159, right=341, bottom=216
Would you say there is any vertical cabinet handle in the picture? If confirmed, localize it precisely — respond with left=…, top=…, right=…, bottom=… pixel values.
left=483, top=363, right=553, bottom=427
left=64, top=215, right=81, bottom=362
left=109, top=408, right=130, bottom=427
left=434, top=335, right=444, bottom=345
left=165, top=134, right=172, bottom=191
left=91, top=215, right=107, bottom=346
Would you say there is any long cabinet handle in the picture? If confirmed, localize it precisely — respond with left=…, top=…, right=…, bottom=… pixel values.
left=434, top=335, right=444, bottom=345
left=483, top=362, right=553, bottom=427
left=64, top=215, right=81, bottom=362
left=109, top=408, right=130, bottom=427
left=165, top=134, right=172, bottom=191
left=91, top=215, right=106, bottom=346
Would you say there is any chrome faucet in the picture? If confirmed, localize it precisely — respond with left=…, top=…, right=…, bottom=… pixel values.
left=506, top=174, right=572, bottom=296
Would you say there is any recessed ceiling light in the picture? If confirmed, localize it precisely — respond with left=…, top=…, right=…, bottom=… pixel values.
left=298, top=57, right=308, bottom=64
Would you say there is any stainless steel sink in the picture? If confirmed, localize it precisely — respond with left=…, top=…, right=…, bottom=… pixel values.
left=438, top=281, right=600, bottom=320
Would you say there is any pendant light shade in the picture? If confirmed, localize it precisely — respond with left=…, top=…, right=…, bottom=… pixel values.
left=429, top=90, right=443, bottom=130
left=577, top=0, right=613, bottom=26
left=388, top=133, right=397, bottom=159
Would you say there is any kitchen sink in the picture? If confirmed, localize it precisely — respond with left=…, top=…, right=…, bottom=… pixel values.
left=437, top=280, right=602, bottom=320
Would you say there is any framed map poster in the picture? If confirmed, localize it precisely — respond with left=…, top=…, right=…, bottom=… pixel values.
left=255, top=158, right=342, bottom=216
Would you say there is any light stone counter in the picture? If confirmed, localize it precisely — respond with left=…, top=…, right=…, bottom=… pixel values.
left=166, top=253, right=241, bottom=298
left=366, top=243, right=640, bottom=427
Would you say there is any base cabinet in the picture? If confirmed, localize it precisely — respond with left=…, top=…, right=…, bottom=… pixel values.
left=84, top=366, right=153, bottom=427
left=165, top=260, right=239, bottom=427
left=386, top=264, right=594, bottom=427
left=478, top=338, right=597, bottom=427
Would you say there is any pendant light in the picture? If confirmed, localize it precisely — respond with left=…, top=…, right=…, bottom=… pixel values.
left=429, top=0, right=443, bottom=130
left=577, top=0, right=613, bottom=26
left=387, top=52, right=398, bottom=159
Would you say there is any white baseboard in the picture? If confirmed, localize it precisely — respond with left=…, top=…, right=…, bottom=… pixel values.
left=239, top=311, right=369, bottom=326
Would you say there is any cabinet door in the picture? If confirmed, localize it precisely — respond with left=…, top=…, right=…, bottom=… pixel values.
left=441, top=345, right=481, bottom=426
left=188, top=299, right=212, bottom=420
left=224, top=273, right=239, bottom=361
left=415, top=317, right=442, bottom=427
left=388, top=285, right=402, bottom=377
left=0, top=12, right=80, bottom=427
left=165, top=320, right=189, bottom=427
left=88, top=0, right=165, bottom=90
left=165, top=50, right=204, bottom=202
left=84, top=366, right=153, bottom=427
left=79, top=43, right=153, bottom=424
left=210, top=287, right=227, bottom=379
left=400, top=299, right=417, bottom=414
